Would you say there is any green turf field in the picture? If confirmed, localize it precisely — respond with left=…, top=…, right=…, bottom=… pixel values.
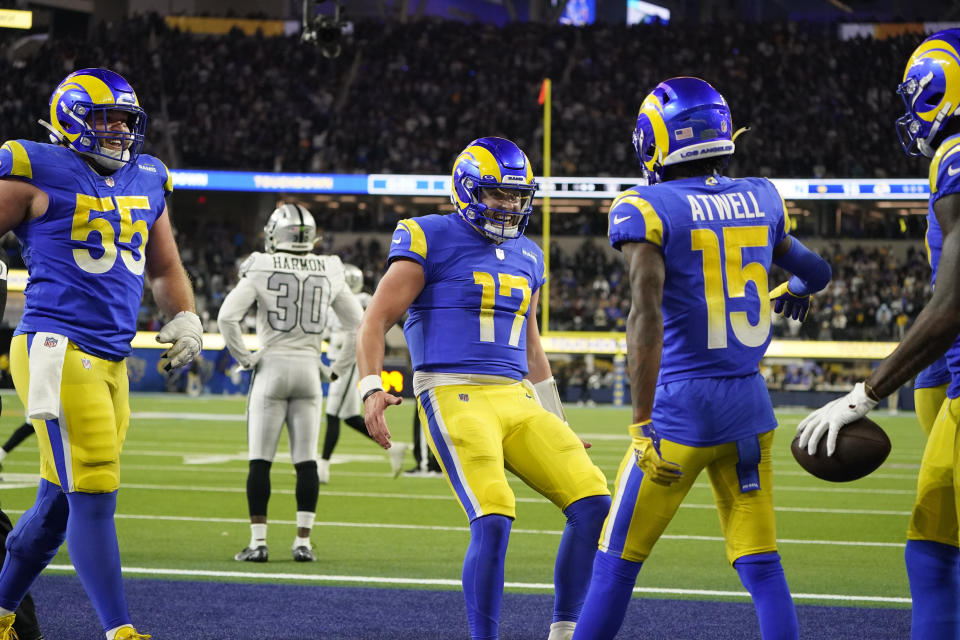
left=0, top=391, right=920, bottom=608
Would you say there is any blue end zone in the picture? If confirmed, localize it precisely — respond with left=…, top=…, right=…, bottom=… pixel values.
left=30, top=575, right=910, bottom=639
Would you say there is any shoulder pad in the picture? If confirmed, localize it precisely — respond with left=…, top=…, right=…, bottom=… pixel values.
left=0, top=140, right=35, bottom=180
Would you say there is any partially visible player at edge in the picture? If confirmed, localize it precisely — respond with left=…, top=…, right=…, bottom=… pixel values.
left=797, top=29, right=960, bottom=639
left=572, top=77, right=831, bottom=640
left=319, top=264, right=408, bottom=483
left=0, top=68, right=202, bottom=640
left=356, top=136, right=611, bottom=640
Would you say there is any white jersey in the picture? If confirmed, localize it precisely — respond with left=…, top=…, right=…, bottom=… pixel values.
left=326, top=291, right=371, bottom=418
left=218, top=251, right=363, bottom=379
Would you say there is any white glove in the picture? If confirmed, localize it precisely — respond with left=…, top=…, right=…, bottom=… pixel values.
left=796, top=381, right=878, bottom=456
left=239, top=350, right=261, bottom=371
left=318, top=359, right=332, bottom=383
left=156, top=311, right=203, bottom=371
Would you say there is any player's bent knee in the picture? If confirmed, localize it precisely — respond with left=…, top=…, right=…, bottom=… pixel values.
left=73, top=461, right=120, bottom=493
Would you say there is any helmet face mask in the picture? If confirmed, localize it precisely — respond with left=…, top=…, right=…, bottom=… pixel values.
left=43, top=68, right=147, bottom=171
left=451, top=137, right=537, bottom=244
left=633, top=77, right=735, bottom=183
left=264, top=204, right=318, bottom=254
left=896, top=29, right=960, bottom=158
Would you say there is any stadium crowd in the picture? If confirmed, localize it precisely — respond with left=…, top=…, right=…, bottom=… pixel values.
left=0, top=15, right=931, bottom=179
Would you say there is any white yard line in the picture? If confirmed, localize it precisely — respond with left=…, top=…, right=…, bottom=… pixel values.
left=37, top=563, right=910, bottom=604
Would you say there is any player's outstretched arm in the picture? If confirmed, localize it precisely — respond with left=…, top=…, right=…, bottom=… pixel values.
left=770, top=236, right=832, bottom=321
left=146, top=208, right=202, bottom=371
left=868, top=192, right=960, bottom=397
left=798, top=193, right=960, bottom=456
left=217, top=278, right=258, bottom=369
left=357, top=258, right=424, bottom=449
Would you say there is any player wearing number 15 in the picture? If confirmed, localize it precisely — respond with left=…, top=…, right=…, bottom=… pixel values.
left=0, top=68, right=201, bottom=640
left=572, top=77, right=832, bottom=640
left=357, top=137, right=611, bottom=640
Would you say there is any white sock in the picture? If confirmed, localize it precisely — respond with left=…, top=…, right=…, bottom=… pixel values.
left=105, top=625, right=130, bottom=640
left=296, top=511, right=315, bottom=530
left=548, top=621, right=577, bottom=640
left=293, top=535, right=311, bottom=549
left=250, top=523, right=267, bottom=548
left=0, top=449, right=9, bottom=463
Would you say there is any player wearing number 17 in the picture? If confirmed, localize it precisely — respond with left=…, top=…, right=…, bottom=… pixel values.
left=0, top=68, right=202, bottom=640
left=572, top=77, right=832, bottom=640
left=357, top=136, right=611, bottom=640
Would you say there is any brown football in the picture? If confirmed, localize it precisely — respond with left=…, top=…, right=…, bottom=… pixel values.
left=791, top=416, right=891, bottom=482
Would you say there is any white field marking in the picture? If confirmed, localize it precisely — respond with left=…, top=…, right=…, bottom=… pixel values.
left=3, top=510, right=905, bottom=548
left=37, top=563, right=910, bottom=603
left=131, top=412, right=244, bottom=421
left=113, top=483, right=915, bottom=514
left=0, top=474, right=913, bottom=517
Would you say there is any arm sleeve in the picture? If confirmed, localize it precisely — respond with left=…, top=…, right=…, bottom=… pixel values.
left=772, top=237, right=832, bottom=296
left=216, top=277, right=258, bottom=365
left=329, top=289, right=364, bottom=380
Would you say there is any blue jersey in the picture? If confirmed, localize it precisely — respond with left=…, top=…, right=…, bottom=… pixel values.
left=0, top=140, right=172, bottom=359
left=388, top=213, right=546, bottom=379
left=609, top=175, right=789, bottom=385
left=926, top=133, right=960, bottom=397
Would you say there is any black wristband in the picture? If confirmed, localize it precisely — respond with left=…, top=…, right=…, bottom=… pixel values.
left=362, top=388, right=382, bottom=402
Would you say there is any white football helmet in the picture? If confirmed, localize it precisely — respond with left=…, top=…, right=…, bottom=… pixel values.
left=343, top=264, right=363, bottom=294
left=264, top=204, right=318, bottom=253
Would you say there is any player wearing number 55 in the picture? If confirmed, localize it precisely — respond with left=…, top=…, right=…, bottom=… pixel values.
left=0, top=68, right=202, bottom=640
left=572, top=77, right=832, bottom=640
left=356, top=136, right=611, bottom=640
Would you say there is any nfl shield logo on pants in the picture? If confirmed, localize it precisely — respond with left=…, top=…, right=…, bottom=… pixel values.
left=458, top=393, right=470, bottom=402
left=43, top=336, right=58, bottom=348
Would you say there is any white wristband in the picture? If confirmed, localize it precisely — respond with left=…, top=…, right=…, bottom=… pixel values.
left=358, top=374, right=384, bottom=401
left=533, top=376, right=567, bottom=423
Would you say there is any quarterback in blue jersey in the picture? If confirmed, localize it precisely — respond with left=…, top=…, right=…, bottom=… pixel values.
left=357, top=137, right=611, bottom=640
left=799, top=29, right=960, bottom=639
left=572, top=77, right=832, bottom=640
left=0, top=69, right=201, bottom=640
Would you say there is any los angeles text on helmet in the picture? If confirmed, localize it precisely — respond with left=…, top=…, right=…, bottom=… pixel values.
left=270, top=255, right=328, bottom=271
left=688, top=192, right=765, bottom=223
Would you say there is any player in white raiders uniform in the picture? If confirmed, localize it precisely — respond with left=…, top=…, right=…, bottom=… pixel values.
left=319, top=264, right=408, bottom=483
left=217, top=204, right=363, bottom=563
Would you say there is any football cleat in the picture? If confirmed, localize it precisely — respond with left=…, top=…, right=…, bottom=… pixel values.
left=317, top=458, right=330, bottom=484
left=0, top=613, right=17, bottom=640
left=388, top=442, right=408, bottom=479
left=292, top=545, right=316, bottom=562
left=113, top=627, right=151, bottom=640
left=234, top=545, right=268, bottom=562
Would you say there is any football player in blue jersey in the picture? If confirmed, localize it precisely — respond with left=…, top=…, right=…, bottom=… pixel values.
left=0, top=68, right=201, bottom=640
left=356, top=136, right=612, bottom=640
left=798, top=29, right=960, bottom=639
left=572, top=77, right=832, bottom=640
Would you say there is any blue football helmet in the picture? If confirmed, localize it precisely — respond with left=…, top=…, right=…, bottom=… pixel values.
left=451, top=137, right=537, bottom=243
left=633, top=77, right=735, bottom=183
left=896, top=28, right=960, bottom=158
left=40, top=68, right=147, bottom=171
